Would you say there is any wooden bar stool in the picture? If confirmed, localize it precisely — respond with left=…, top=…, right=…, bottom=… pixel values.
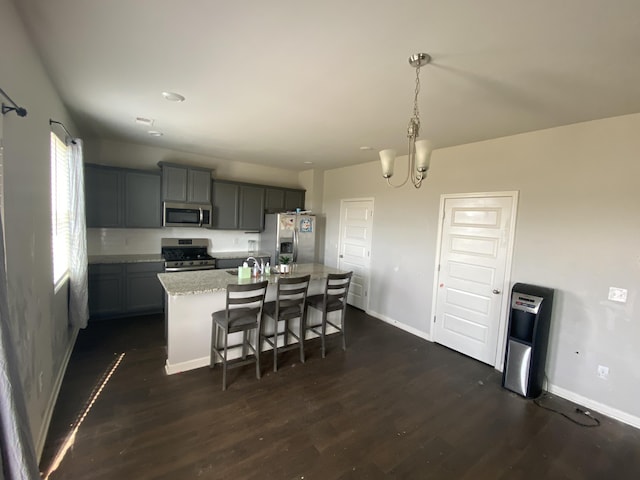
left=305, top=272, right=352, bottom=358
left=210, top=280, right=268, bottom=390
left=261, top=274, right=311, bottom=371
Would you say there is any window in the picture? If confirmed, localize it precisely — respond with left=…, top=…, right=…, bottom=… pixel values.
left=51, top=132, right=70, bottom=287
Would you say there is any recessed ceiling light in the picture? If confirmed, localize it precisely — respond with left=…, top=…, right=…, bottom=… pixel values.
left=148, top=130, right=163, bottom=137
left=162, top=91, right=185, bottom=102
left=359, top=146, right=373, bottom=151
left=135, top=117, right=154, bottom=126
left=304, top=161, right=314, bottom=165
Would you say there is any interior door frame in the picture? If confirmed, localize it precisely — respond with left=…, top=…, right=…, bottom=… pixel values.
left=428, top=191, right=519, bottom=370
left=337, top=197, right=374, bottom=312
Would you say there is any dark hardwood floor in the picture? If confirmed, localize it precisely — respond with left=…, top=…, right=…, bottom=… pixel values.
left=40, top=307, right=640, bottom=479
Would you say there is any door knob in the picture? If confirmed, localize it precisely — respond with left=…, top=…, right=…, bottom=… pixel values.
left=492, top=289, right=501, bottom=294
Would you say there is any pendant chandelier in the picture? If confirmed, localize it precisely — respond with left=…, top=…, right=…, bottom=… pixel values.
left=379, top=53, right=433, bottom=189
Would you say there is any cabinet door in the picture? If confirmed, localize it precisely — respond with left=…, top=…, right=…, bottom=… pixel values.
left=265, top=188, right=285, bottom=213
left=284, top=189, right=305, bottom=211
left=125, top=172, right=161, bottom=228
left=188, top=169, right=212, bottom=204
left=88, top=264, right=125, bottom=319
left=161, top=165, right=188, bottom=202
left=215, top=258, right=246, bottom=269
left=125, top=263, right=164, bottom=313
left=85, top=165, right=123, bottom=227
left=239, top=185, right=265, bottom=231
left=211, top=181, right=240, bottom=229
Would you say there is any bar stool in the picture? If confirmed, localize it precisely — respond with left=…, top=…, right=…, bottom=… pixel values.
left=261, top=274, right=311, bottom=372
left=305, top=272, right=353, bottom=358
left=210, top=280, right=268, bottom=390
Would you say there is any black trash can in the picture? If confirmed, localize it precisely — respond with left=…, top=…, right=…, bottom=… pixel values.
left=502, top=283, right=554, bottom=398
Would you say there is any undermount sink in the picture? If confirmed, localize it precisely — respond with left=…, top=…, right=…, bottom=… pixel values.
left=226, top=269, right=238, bottom=275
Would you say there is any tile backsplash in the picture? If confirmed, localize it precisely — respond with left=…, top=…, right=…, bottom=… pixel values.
left=87, top=228, right=260, bottom=255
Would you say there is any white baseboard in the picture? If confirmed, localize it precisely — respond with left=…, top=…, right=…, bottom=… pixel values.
left=165, top=356, right=211, bottom=375
left=165, top=329, right=341, bottom=375
left=547, top=383, right=640, bottom=430
left=36, top=328, right=79, bottom=461
left=364, top=311, right=640, bottom=431
left=366, top=309, right=431, bottom=342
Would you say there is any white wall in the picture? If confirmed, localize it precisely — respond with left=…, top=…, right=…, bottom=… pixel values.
left=323, top=113, right=640, bottom=426
left=0, top=0, right=77, bottom=454
left=87, top=227, right=259, bottom=256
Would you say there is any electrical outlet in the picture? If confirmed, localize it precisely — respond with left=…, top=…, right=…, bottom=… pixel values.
left=608, top=287, right=628, bottom=303
left=597, top=365, right=609, bottom=379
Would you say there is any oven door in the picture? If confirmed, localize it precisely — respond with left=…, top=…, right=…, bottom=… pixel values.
left=163, top=202, right=212, bottom=227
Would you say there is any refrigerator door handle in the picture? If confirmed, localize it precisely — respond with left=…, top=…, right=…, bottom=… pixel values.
left=293, top=228, right=299, bottom=262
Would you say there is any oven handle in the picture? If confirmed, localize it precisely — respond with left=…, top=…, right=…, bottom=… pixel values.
left=165, top=265, right=216, bottom=272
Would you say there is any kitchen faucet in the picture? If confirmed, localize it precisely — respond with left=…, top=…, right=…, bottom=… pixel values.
left=246, top=256, right=264, bottom=274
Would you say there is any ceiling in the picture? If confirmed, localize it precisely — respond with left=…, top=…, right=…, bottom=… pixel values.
left=12, top=0, right=640, bottom=171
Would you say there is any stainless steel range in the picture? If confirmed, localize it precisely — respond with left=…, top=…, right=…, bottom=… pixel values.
left=161, top=238, right=216, bottom=272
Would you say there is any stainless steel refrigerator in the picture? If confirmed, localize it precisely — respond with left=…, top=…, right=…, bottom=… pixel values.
left=260, top=213, right=317, bottom=265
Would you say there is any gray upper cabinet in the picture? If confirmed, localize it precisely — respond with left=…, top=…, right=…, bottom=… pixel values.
left=85, top=164, right=161, bottom=228
left=188, top=168, right=212, bottom=203
left=265, top=188, right=285, bottom=213
left=212, top=179, right=305, bottom=231
left=284, top=189, right=305, bottom=211
left=265, top=186, right=305, bottom=213
left=160, top=163, right=212, bottom=204
left=125, top=172, right=161, bottom=228
left=161, top=165, right=188, bottom=202
left=211, top=181, right=240, bottom=229
left=239, top=184, right=265, bottom=231
left=85, top=165, right=123, bottom=227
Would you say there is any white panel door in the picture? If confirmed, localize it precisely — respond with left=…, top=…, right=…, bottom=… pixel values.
left=338, top=199, right=373, bottom=310
left=433, top=194, right=516, bottom=365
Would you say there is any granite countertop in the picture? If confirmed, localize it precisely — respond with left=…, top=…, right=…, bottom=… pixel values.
left=158, top=263, right=345, bottom=296
left=211, top=250, right=271, bottom=259
left=89, top=254, right=164, bottom=264
left=88, top=251, right=269, bottom=264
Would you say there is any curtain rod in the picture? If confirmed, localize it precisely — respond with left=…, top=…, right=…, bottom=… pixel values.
left=0, top=86, right=28, bottom=117
left=49, top=119, right=77, bottom=144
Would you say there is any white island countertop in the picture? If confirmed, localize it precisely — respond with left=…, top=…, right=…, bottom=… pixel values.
left=157, top=263, right=346, bottom=296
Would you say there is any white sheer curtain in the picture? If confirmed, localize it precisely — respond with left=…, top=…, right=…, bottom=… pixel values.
left=67, top=138, right=89, bottom=328
left=0, top=209, right=40, bottom=479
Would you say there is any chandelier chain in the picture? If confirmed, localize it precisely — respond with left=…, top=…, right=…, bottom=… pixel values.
left=413, top=64, right=421, bottom=122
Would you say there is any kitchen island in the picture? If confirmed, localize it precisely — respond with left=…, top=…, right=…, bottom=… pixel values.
left=158, top=263, right=347, bottom=374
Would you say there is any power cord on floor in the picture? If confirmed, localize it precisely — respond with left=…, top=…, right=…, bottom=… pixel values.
left=533, top=392, right=600, bottom=428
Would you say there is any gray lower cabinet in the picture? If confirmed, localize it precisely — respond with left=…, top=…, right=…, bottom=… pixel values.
left=89, top=262, right=164, bottom=320
left=88, top=264, right=125, bottom=318
left=85, top=164, right=161, bottom=228
left=215, top=256, right=270, bottom=269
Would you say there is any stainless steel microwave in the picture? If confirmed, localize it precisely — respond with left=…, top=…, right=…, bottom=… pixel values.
left=163, top=202, right=212, bottom=228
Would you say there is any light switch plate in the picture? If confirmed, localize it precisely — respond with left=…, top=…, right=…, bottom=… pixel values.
left=608, top=287, right=628, bottom=303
